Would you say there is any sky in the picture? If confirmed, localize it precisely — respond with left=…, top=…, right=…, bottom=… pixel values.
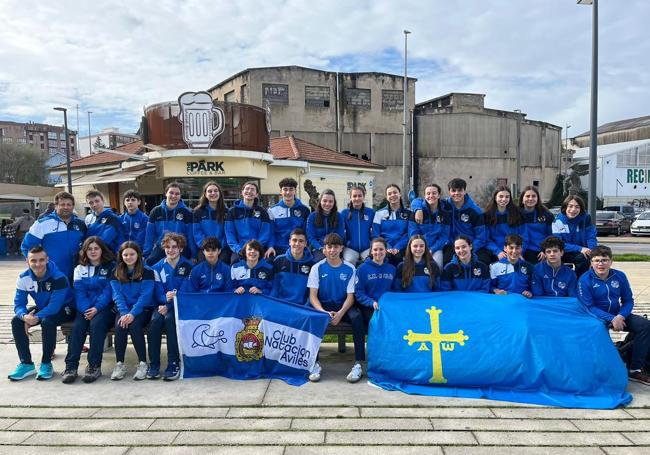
left=1, top=0, right=649, bottom=139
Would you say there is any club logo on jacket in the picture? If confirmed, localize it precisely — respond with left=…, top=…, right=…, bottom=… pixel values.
left=611, top=280, right=620, bottom=289
left=339, top=273, right=348, bottom=281
left=134, top=223, right=140, bottom=229
left=558, top=281, right=566, bottom=289
left=176, top=213, right=183, bottom=221
left=400, top=212, right=409, bottom=220
left=178, top=267, right=187, bottom=275
left=460, top=214, right=470, bottom=223
left=45, top=281, right=52, bottom=291
left=215, top=273, right=223, bottom=280
left=100, top=217, right=107, bottom=224
left=258, top=271, right=267, bottom=280
left=294, top=209, right=302, bottom=217
left=364, top=215, right=369, bottom=221
left=473, top=267, right=482, bottom=276
left=424, top=267, right=430, bottom=275
left=235, top=318, right=264, bottom=362
left=100, top=268, right=108, bottom=276
left=538, top=216, right=546, bottom=223
left=520, top=266, right=528, bottom=275
left=253, top=211, right=260, bottom=218
left=300, top=265, right=310, bottom=274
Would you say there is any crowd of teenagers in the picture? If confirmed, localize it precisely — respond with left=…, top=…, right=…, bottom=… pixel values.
left=8, top=177, right=650, bottom=386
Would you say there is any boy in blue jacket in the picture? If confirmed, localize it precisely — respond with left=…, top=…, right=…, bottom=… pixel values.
left=578, top=245, right=650, bottom=385
left=267, top=178, right=310, bottom=257
left=9, top=247, right=75, bottom=381
left=84, top=190, right=124, bottom=253
left=531, top=236, right=577, bottom=297
left=120, top=190, right=148, bottom=251
left=489, top=234, right=533, bottom=297
left=270, top=228, right=314, bottom=305
left=183, top=237, right=232, bottom=293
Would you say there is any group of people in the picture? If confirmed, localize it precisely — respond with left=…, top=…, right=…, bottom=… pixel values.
left=8, top=176, right=650, bottom=386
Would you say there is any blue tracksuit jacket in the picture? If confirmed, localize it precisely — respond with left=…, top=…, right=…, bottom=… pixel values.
left=73, top=262, right=115, bottom=313
left=354, top=259, right=396, bottom=307
left=440, top=195, right=487, bottom=250
left=489, top=257, right=533, bottom=294
left=408, top=200, right=451, bottom=253
left=110, top=268, right=155, bottom=317
left=231, top=259, right=274, bottom=293
left=521, top=207, right=554, bottom=253
left=144, top=200, right=194, bottom=258
left=268, top=199, right=310, bottom=251
left=86, top=208, right=124, bottom=252
left=306, top=211, right=345, bottom=251
left=531, top=261, right=577, bottom=297
left=341, top=206, right=374, bottom=253
left=120, top=209, right=148, bottom=251
left=269, top=249, right=315, bottom=304
left=192, top=205, right=227, bottom=253
left=182, top=260, right=232, bottom=293
left=439, top=255, right=491, bottom=292
left=393, top=260, right=440, bottom=292
left=21, top=211, right=87, bottom=278
left=578, top=268, right=634, bottom=323
left=485, top=212, right=529, bottom=256
left=307, top=259, right=356, bottom=308
left=151, top=257, right=193, bottom=308
left=225, top=200, right=272, bottom=253
left=551, top=213, right=598, bottom=253
left=14, top=262, right=74, bottom=319
left=372, top=205, right=411, bottom=251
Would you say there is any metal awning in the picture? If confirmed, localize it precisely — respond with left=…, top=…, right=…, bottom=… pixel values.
left=55, top=166, right=156, bottom=187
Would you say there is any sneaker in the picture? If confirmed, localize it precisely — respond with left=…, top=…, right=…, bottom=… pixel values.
left=346, top=362, right=363, bottom=383
left=61, top=369, right=78, bottom=384
left=82, top=365, right=102, bottom=383
left=36, top=362, right=54, bottom=381
left=629, top=370, right=650, bottom=386
left=146, top=364, right=161, bottom=380
left=308, top=362, right=322, bottom=382
left=7, top=363, right=36, bottom=381
left=163, top=362, right=180, bottom=381
left=111, top=362, right=127, bottom=381
left=133, top=361, right=148, bottom=381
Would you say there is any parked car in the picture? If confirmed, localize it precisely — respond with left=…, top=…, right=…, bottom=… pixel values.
left=602, top=205, right=636, bottom=221
left=630, top=211, right=650, bottom=236
left=595, top=211, right=631, bottom=236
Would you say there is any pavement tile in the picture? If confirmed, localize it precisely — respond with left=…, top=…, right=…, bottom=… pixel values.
left=622, top=432, right=650, bottom=444
left=173, top=430, right=324, bottom=445
left=0, top=447, right=129, bottom=455
left=603, top=448, right=650, bottom=455
left=431, top=418, right=578, bottom=431
left=571, top=419, right=650, bottom=432
left=0, top=431, right=33, bottom=444
left=93, top=407, right=229, bottom=418
left=0, top=407, right=99, bottom=418
left=490, top=408, right=633, bottom=419
left=360, top=407, right=495, bottom=418
left=325, top=430, right=477, bottom=445
left=129, top=448, right=284, bottom=455
left=9, top=418, right=154, bottom=431
left=474, top=431, right=633, bottom=446
left=22, top=431, right=178, bottom=446
left=0, top=418, right=17, bottom=429
left=226, top=406, right=360, bottom=418
left=285, top=447, right=444, bottom=455
left=444, top=448, right=605, bottom=455
left=625, top=409, right=650, bottom=418
left=148, top=418, right=291, bottom=430
left=291, top=417, right=433, bottom=430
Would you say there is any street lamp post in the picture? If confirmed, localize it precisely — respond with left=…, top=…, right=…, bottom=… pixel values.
left=402, top=30, right=411, bottom=198
left=87, top=111, right=93, bottom=155
left=53, top=107, right=73, bottom=193
left=564, top=124, right=571, bottom=176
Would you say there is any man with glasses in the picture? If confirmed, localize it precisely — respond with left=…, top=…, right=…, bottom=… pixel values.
left=578, top=245, right=650, bottom=385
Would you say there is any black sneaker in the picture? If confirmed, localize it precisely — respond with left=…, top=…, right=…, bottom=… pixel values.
left=629, top=370, right=650, bottom=386
left=82, top=365, right=102, bottom=383
left=61, top=369, right=78, bottom=384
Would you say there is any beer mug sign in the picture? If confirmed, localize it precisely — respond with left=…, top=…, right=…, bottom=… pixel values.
left=178, top=91, right=225, bottom=148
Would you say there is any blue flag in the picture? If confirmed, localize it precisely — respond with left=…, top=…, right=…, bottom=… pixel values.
left=175, top=292, right=330, bottom=385
left=368, top=292, right=632, bottom=409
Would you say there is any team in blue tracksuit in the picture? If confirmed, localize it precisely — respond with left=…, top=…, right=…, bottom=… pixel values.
left=121, top=209, right=149, bottom=251
left=65, top=261, right=115, bottom=373
left=442, top=195, right=487, bottom=250
left=439, top=255, right=491, bottom=292
left=354, top=259, right=396, bottom=307
left=86, top=208, right=124, bottom=252
left=372, top=205, right=411, bottom=251
left=306, top=211, right=346, bottom=251
left=231, top=259, right=274, bottom=293
left=13, top=261, right=75, bottom=366
left=393, top=260, right=440, bottom=292
left=268, top=198, right=311, bottom=253
left=144, top=200, right=194, bottom=263
left=485, top=213, right=529, bottom=259
left=341, top=206, right=375, bottom=254
left=270, top=249, right=315, bottom=304
left=225, top=200, right=273, bottom=254
left=21, top=211, right=87, bottom=278
left=489, top=257, right=533, bottom=294
left=521, top=206, right=554, bottom=258
left=551, top=212, right=597, bottom=276
left=192, top=205, right=228, bottom=256
left=408, top=200, right=451, bottom=254
left=183, top=259, right=232, bottom=293
left=531, top=260, right=577, bottom=297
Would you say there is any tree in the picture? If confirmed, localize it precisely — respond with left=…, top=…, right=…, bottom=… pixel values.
left=0, top=143, right=49, bottom=186
left=93, top=136, right=107, bottom=151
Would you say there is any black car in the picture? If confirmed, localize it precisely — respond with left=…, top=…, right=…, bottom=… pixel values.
left=596, top=211, right=631, bottom=236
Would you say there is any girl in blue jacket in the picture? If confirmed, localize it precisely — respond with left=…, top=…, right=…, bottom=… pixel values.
left=63, top=236, right=115, bottom=384
left=484, top=186, right=528, bottom=263
left=408, top=183, right=450, bottom=270
left=393, top=235, right=440, bottom=292
left=341, top=186, right=374, bottom=265
left=306, top=189, right=345, bottom=262
left=372, top=184, right=411, bottom=266
left=110, top=241, right=155, bottom=381
left=231, top=239, right=274, bottom=295
left=551, top=195, right=597, bottom=277
left=440, top=236, right=491, bottom=292
left=519, top=185, right=554, bottom=264
left=354, top=237, right=396, bottom=323
left=193, top=181, right=229, bottom=262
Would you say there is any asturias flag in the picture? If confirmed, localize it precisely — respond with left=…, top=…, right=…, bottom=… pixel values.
left=175, top=292, right=330, bottom=385
left=368, top=292, right=632, bottom=409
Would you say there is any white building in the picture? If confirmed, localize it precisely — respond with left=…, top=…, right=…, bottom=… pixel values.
left=78, top=127, right=139, bottom=157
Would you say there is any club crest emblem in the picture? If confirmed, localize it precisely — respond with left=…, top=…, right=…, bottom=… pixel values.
left=235, top=318, right=264, bottom=362
left=100, top=268, right=108, bottom=276
left=473, top=267, right=482, bottom=276
left=364, top=215, right=369, bottom=221
left=520, top=266, right=528, bottom=274
left=73, top=225, right=79, bottom=231
left=400, top=212, right=409, bottom=220
left=253, top=211, right=260, bottom=218
left=258, top=271, right=267, bottom=280
left=300, top=265, right=310, bottom=274
left=191, top=324, right=227, bottom=349
left=45, top=282, right=52, bottom=291
left=178, top=267, right=186, bottom=275
left=134, top=223, right=140, bottom=229
left=176, top=213, right=183, bottom=221
left=611, top=280, right=620, bottom=289
left=339, top=273, right=348, bottom=281
left=424, top=267, right=430, bottom=275
left=538, top=216, right=546, bottom=223
left=558, top=281, right=566, bottom=289
left=294, top=209, right=302, bottom=217
left=100, top=217, right=107, bottom=224
left=436, top=215, right=442, bottom=223
left=460, top=214, right=470, bottom=223
left=215, top=273, right=223, bottom=280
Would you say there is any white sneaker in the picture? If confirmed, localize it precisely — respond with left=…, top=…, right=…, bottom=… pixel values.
left=110, top=362, right=127, bottom=381
left=308, top=362, right=322, bottom=382
left=133, top=361, right=148, bottom=381
left=346, top=363, right=363, bottom=383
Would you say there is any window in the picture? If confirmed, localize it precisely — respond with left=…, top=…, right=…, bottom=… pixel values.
left=382, top=90, right=404, bottom=111
left=48, top=131, right=58, bottom=139
left=616, top=149, right=637, bottom=167
left=224, top=90, right=236, bottom=102
left=305, top=86, right=330, bottom=108
left=48, top=139, right=57, bottom=148
left=496, top=178, right=508, bottom=187
left=345, top=88, right=371, bottom=109
left=638, top=144, right=650, bottom=167
left=262, top=83, right=289, bottom=105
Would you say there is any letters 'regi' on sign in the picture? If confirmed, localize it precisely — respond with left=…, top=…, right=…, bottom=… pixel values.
left=178, top=91, right=225, bottom=148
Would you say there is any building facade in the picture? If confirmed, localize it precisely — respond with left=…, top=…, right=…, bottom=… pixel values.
left=0, top=120, right=78, bottom=159
left=573, top=115, right=650, bottom=148
left=78, top=127, right=139, bottom=157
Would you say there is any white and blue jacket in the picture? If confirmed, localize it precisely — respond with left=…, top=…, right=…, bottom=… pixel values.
left=552, top=213, right=597, bottom=253
left=86, top=208, right=124, bottom=252
left=182, top=260, right=232, bottom=293
left=307, top=259, right=356, bottom=308
left=225, top=200, right=273, bottom=253
left=578, top=268, right=634, bottom=323
left=489, top=257, right=533, bottom=294
left=21, top=211, right=87, bottom=278
left=408, top=200, right=451, bottom=253
left=144, top=200, right=194, bottom=258
left=485, top=211, right=529, bottom=257
left=393, top=260, right=440, bottom=292
left=354, top=259, right=396, bottom=307
left=110, top=268, right=155, bottom=317
left=341, top=206, right=374, bottom=253
left=270, top=249, right=315, bottom=304
left=192, top=205, right=227, bottom=253
left=372, top=205, right=411, bottom=251
left=439, top=255, right=491, bottom=293
left=268, top=199, right=310, bottom=252
left=151, top=257, right=193, bottom=308
left=306, top=211, right=345, bottom=251
left=73, top=262, right=115, bottom=313
left=531, top=261, right=577, bottom=297
left=521, top=207, right=554, bottom=253
left=231, top=259, right=274, bottom=293
left=14, top=262, right=73, bottom=320
left=120, top=209, right=148, bottom=251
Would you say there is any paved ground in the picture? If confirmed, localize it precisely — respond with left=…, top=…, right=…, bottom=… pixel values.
left=0, top=256, right=648, bottom=454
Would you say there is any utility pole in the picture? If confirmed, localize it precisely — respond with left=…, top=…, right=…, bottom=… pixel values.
left=402, top=30, right=411, bottom=197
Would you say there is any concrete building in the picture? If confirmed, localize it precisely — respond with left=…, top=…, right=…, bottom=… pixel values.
left=573, top=114, right=650, bottom=148
left=0, top=120, right=78, bottom=159
left=78, top=127, right=139, bottom=157
left=208, top=65, right=415, bottom=201
left=414, top=93, right=562, bottom=203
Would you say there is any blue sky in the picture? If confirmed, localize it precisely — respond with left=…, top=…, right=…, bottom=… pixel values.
left=1, top=0, right=649, bottom=138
